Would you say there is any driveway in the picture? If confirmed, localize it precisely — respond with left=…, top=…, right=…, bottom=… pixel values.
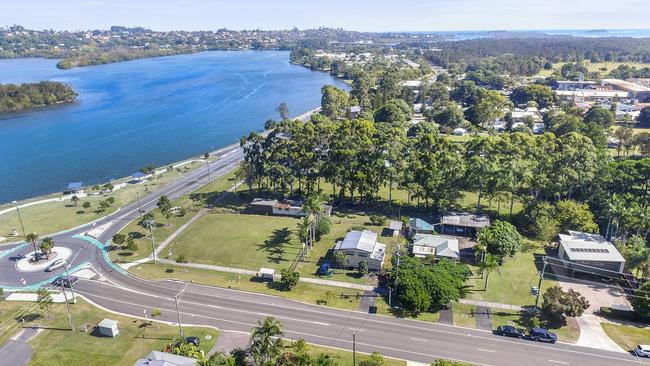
left=558, top=279, right=630, bottom=353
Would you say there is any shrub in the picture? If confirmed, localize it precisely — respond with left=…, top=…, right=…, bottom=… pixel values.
left=632, top=281, right=650, bottom=319
left=176, top=254, right=187, bottom=263
left=112, top=233, right=126, bottom=245
left=542, top=285, right=590, bottom=320
left=358, top=260, right=369, bottom=276
left=316, top=216, right=332, bottom=240
left=280, top=268, right=300, bottom=290
left=477, top=220, right=523, bottom=258
left=369, top=215, right=387, bottom=226
left=125, top=237, right=137, bottom=252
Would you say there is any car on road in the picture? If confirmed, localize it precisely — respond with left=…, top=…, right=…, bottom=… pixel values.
left=494, top=325, right=525, bottom=338
left=52, top=275, right=79, bottom=288
left=45, top=259, right=67, bottom=272
left=635, top=345, right=650, bottom=357
left=528, top=328, right=558, bottom=343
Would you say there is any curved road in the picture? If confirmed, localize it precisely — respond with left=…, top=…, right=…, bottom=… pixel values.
left=0, top=145, right=648, bottom=366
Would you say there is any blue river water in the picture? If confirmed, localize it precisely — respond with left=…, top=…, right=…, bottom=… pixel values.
left=0, top=51, right=348, bottom=203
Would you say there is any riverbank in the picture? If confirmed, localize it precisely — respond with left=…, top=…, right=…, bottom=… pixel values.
left=0, top=81, right=77, bottom=114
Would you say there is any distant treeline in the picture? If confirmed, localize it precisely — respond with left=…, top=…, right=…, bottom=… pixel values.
left=0, top=81, right=77, bottom=113
left=56, top=47, right=197, bottom=69
left=424, top=37, right=650, bottom=76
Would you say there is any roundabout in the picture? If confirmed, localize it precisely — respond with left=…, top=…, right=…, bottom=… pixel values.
left=15, top=246, right=72, bottom=272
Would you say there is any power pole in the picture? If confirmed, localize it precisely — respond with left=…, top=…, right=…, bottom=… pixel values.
left=13, top=201, right=26, bottom=237
left=534, top=257, right=548, bottom=310
left=352, top=333, right=356, bottom=366
left=174, top=281, right=192, bottom=339
left=136, top=192, right=143, bottom=218
left=60, top=286, right=74, bottom=331
left=390, top=244, right=401, bottom=308
left=148, top=224, right=157, bottom=264
left=206, top=160, right=211, bottom=183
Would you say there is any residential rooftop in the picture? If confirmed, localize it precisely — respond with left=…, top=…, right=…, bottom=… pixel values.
left=558, top=230, right=625, bottom=263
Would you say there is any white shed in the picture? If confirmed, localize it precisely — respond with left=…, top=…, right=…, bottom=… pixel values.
left=97, top=318, right=119, bottom=337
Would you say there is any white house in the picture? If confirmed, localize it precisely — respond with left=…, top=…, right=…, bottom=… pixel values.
left=411, top=234, right=460, bottom=261
left=452, top=128, right=468, bottom=136
left=334, top=230, right=386, bottom=270
left=558, top=230, right=626, bottom=273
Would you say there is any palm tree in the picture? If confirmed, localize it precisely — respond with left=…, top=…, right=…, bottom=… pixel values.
left=474, top=241, right=487, bottom=265
left=71, top=195, right=79, bottom=206
left=250, top=317, right=284, bottom=366
left=25, top=232, right=39, bottom=261
left=40, top=237, right=55, bottom=260
left=481, top=253, right=500, bottom=291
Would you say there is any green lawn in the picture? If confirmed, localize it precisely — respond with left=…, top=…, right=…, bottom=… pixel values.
left=110, top=169, right=240, bottom=263
left=602, top=323, right=650, bottom=351
left=168, top=213, right=303, bottom=270
left=374, top=297, right=441, bottom=323
left=537, top=61, right=649, bottom=77
left=130, top=263, right=363, bottom=311
left=305, top=344, right=406, bottom=366
left=489, top=308, right=580, bottom=343
left=453, top=302, right=477, bottom=328
left=0, top=159, right=207, bottom=240
left=465, top=246, right=556, bottom=307
left=0, top=299, right=217, bottom=366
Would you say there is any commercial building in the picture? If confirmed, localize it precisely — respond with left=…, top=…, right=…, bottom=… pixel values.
left=602, top=79, right=650, bottom=103
left=557, top=230, right=626, bottom=273
left=333, top=230, right=386, bottom=270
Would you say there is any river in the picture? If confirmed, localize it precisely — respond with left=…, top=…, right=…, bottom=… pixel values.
left=0, top=51, right=348, bottom=203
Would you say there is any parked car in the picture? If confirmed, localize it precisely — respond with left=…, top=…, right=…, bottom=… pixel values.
left=495, top=325, right=525, bottom=338
left=528, top=328, right=558, bottom=343
left=45, top=259, right=67, bottom=272
left=634, top=345, right=650, bottom=357
left=51, top=275, right=79, bottom=288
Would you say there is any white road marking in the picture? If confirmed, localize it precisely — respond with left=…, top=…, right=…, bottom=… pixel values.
left=78, top=279, right=648, bottom=366
left=349, top=327, right=365, bottom=332
left=477, top=348, right=496, bottom=353
left=410, top=337, right=427, bottom=342
left=548, top=360, right=569, bottom=365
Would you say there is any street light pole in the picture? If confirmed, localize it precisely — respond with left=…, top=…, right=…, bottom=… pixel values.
left=174, top=281, right=192, bottom=339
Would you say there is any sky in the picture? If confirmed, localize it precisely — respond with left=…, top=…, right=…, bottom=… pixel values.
left=3, top=0, right=650, bottom=32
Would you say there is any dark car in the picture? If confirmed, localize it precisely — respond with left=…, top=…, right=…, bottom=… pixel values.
left=186, top=336, right=200, bottom=347
left=52, top=275, right=79, bottom=288
left=529, top=328, right=558, bottom=343
left=495, top=325, right=525, bottom=338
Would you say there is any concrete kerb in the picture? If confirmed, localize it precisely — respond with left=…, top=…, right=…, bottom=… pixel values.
left=1, top=261, right=92, bottom=292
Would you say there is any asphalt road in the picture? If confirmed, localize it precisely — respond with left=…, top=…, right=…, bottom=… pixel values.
left=1, top=142, right=649, bottom=366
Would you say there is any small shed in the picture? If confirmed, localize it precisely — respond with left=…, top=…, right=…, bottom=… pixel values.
left=131, top=172, right=147, bottom=182
left=258, top=268, right=275, bottom=282
left=66, top=182, right=83, bottom=194
left=97, top=318, right=119, bottom=337
left=387, top=220, right=403, bottom=237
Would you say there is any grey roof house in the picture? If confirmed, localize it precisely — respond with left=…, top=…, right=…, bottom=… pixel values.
left=133, top=351, right=198, bottom=366
left=441, top=212, right=490, bottom=237
left=334, top=230, right=386, bottom=270
left=411, top=234, right=460, bottom=261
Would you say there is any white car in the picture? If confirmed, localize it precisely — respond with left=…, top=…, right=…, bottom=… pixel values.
left=635, top=345, right=650, bottom=357
left=45, top=259, right=67, bottom=272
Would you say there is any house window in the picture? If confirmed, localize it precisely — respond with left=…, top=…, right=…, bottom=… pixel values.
left=344, top=251, right=355, bottom=256
left=358, top=252, right=368, bottom=258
